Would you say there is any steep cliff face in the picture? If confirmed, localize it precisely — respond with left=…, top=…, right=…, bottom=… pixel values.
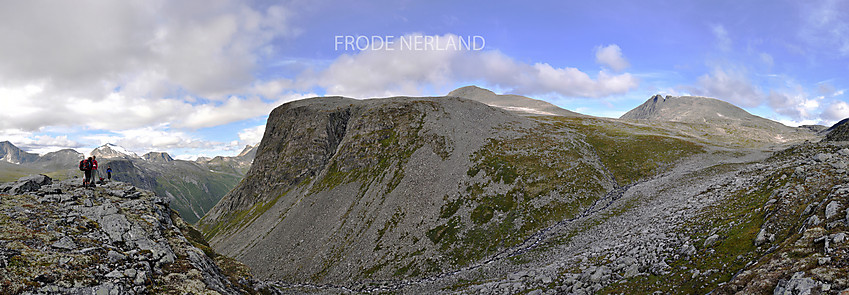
left=198, top=95, right=709, bottom=285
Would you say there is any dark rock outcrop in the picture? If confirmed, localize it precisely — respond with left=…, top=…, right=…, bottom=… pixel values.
left=824, top=118, right=849, bottom=142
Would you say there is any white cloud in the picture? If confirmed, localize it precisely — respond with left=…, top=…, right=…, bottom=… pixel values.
left=0, top=0, right=296, bottom=134
left=595, top=44, right=630, bottom=72
left=767, top=90, right=819, bottom=119
left=693, top=67, right=761, bottom=107
left=712, top=24, right=732, bottom=52
left=238, top=125, right=266, bottom=146
left=823, top=101, right=849, bottom=122
left=308, top=33, right=638, bottom=99
left=690, top=67, right=829, bottom=122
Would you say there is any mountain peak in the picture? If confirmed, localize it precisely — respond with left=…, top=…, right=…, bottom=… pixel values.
left=622, top=95, right=764, bottom=123
left=0, top=141, right=39, bottom=165
left=142, top=151, right=174, bottom=162
left=447, top=85, right=582, bottom=117
left=91, top=143, right=139, bottom=159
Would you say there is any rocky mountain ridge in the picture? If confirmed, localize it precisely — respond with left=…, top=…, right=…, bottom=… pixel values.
left=0, top=175, right=279, bottom=294
left=0, top=142, right=258, bottom=224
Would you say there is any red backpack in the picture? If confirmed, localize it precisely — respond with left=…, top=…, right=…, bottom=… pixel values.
left=79, top=159, right=92, bottom=171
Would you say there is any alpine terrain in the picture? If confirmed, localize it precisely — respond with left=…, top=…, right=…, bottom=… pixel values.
left=196, top=87, right=849, bottom=294
left=0, top=142, right=257, bottom=224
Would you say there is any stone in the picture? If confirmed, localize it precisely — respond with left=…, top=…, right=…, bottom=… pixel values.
left=105, top=270, right=124, bottom=278
left=774, top=272, right=818, bottom=295
left=133, top=271, right=147, bottom=285
left=802, top=204, right=815, bottom=216
left=826, top=201, right=842, bottom=219
left=839, top=148, right=849, bottom=156
left=704, top=234, right=720, bottom=248
left=124, top=268, right=137, bottom=278
left=814, top=153, right=832, bottom=162
left=107, top=250, right=126, bottom=263
left=100, top=214, right=131, bottom=242
left=755, top=228, right=769, bottom=246
left=808, top=215, right=821, bottom=226
left=589, top=266, right=610, bottom=283
left=818, top=257, right=831, bottom=265
left=834, top=233, right=846, bottom=244
left=623, top=264, right=640, bottom=278
left=51, top=236, right=77, bottom=250
left=650, top=261, right=670, bottom=276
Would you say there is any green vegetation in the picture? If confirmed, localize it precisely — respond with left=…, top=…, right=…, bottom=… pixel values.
left=601, top=143, right=842, bottom=294
left=427, top=116, right=707, bottom=271
left=311, top=101, right=445, bottom=195
left=551, top=117, right=705, bottom=186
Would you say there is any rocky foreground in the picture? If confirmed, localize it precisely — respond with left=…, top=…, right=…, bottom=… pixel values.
left=0, top=175, right=275, bottom=294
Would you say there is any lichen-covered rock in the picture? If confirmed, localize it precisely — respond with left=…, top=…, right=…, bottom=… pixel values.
left=0, top=176, right=271, bottom=295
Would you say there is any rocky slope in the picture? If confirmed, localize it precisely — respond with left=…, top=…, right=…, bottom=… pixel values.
left=197, top=95, right=710, bottom=287
left=198, top=90, right=849, bottom=294
left=825, top=118, right=849, bottom=142
left=0, top=175, right=276, bottom=294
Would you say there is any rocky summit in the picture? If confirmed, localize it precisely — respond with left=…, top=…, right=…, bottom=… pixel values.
left=0, top=175, right=276, bottom=294
left=197, top=92, right=849, bottom=294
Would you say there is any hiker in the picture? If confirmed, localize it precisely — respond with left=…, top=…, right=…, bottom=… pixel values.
left=80, top=157, right=93, bottom=187
left=91, top=156, right=98, bottom=187
left=106, top=166, right=112, bottom=180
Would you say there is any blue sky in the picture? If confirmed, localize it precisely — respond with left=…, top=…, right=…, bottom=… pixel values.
left=1, top=0, right=847, bottom=158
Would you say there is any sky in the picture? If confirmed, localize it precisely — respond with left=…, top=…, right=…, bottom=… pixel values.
left=1, top=0, right=848, bottom=159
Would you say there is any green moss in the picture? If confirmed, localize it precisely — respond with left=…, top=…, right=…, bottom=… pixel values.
left=439, top=198, right=462, bottom=219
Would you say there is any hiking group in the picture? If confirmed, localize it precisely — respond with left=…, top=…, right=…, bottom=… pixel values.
left=79, top=156, right=110, bottom=187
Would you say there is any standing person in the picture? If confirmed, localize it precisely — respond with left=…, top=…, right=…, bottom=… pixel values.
left=106, top=166, right=112, bottom=181
left=81, top=157, right=93, bottom=187
left=90, top=155, right=98, bottom=187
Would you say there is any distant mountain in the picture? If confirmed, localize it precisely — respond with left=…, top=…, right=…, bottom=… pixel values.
left=32, top=149, right=84, bottom=171
left=236, top=144, right=257, bottom=160
left=91, top=143, right=140, bottom=159
left=448, top=85, right=582, bottom=117
left=621, top=94, right=782, bottom=127
left=0, top=141, right=39, bottom=165
left=143, top=151, right=174, bottom=163
left=824, top=118, right=849, bottom=141
left=195, top=145, right=256, bottom=176
left=620, top=94, right=816, bottom=146
left=0, top=141, right=255, bottom=224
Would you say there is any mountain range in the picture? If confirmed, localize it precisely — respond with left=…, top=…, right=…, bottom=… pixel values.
left=3, top=86, right=849, bottom=294
left=196, top=87, right=848, bottom=294
left=0, top=141, right=257, bottom=224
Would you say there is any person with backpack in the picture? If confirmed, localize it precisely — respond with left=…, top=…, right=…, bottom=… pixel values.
left=90, top=156, right=99, bottom=187
left=106, top=166, right=112, bottom=181
left=79, top=157, right=93, bottom=187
